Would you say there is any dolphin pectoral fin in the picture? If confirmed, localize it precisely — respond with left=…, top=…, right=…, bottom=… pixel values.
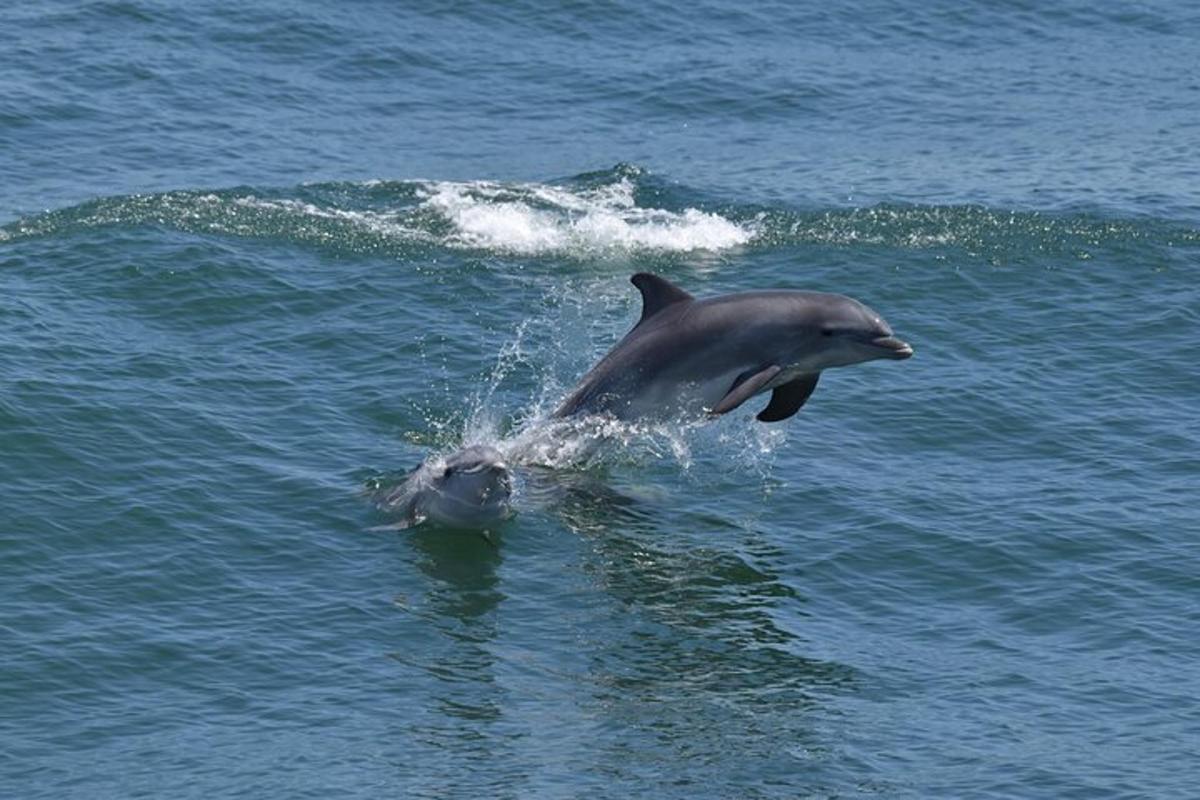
left=756, top=373, right=820, bottom=422
left=710, top=365, right=782, bottom=415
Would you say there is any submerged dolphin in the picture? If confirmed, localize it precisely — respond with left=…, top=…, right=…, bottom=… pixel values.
left=554, top=273, right=912, bottom=422
left=375, top=445, right=513, bottom=530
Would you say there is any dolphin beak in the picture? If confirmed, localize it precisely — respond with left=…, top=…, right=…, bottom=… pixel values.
left=871, top=335, right=914, bottom=359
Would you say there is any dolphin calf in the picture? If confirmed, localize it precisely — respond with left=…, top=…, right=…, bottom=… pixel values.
left=375, top=444, right=513, bottom=530
left=554, top=273, right=912, bottom=422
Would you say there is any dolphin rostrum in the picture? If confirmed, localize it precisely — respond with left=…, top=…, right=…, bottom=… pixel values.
left=554, top=273, right=912, bottom=423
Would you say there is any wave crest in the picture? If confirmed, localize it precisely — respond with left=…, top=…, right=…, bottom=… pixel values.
left=422, top=176, right=752, bottom=254
left=4, top=166, right=1194, bottom=263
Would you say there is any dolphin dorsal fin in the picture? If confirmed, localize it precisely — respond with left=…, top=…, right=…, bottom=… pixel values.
left=631, top=273, right=693, bottom=326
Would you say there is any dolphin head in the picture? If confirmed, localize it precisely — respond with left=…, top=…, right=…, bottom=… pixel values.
left=783, top=293, right=913, bottom=371
left=423, top=445, right=513, bottom=528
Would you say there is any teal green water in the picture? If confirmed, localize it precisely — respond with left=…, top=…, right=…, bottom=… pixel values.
left=5, top=169, right=1198, bottom=798
left=4, top=2, right=1200, bottom=798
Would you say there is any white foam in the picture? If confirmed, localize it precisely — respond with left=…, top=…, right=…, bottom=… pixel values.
left=420, top=178, right=753, bottom=255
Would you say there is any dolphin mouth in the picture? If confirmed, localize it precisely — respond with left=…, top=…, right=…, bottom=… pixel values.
left=871, top=335, right=914, bottom=359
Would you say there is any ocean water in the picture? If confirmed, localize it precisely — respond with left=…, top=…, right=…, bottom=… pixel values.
left=3, top=2, right=1199, bottom=798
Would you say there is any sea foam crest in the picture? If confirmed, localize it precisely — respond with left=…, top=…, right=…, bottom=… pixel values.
left=420, top=177, right=752, bottom=254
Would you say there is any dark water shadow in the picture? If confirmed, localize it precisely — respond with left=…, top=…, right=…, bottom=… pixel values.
left=378, top=525, right=531, bottom=796
left=406, top=526, right=505, bottom=623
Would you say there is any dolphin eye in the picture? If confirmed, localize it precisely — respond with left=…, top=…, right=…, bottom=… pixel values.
left=821, top=328, right=835, bottom=337
left=442, top=467, right=453, bottom=479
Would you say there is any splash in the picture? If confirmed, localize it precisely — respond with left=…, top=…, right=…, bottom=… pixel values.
left=498, top=415, right=692, bottom=470
left=453, top=374, right=787, bottom=478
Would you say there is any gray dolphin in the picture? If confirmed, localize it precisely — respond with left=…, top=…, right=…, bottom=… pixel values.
left=375, top=444, right=513, bottom=530
left=554, top=273, right=912, bottom=422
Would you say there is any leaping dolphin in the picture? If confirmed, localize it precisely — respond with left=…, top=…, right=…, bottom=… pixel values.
left=554, top=273, right=912, bottom=423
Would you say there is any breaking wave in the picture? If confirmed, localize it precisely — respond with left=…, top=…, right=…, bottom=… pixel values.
left=1, top=165, right=754, bottom=257
left=4, top=164, right=1194, bottom=265
left=419, top=174, right=752, bottom=254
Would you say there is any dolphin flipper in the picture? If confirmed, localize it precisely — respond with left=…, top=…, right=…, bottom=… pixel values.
left=711, top=365, right=782, bottom=415
left=756, top=373, right=820, bottom=422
